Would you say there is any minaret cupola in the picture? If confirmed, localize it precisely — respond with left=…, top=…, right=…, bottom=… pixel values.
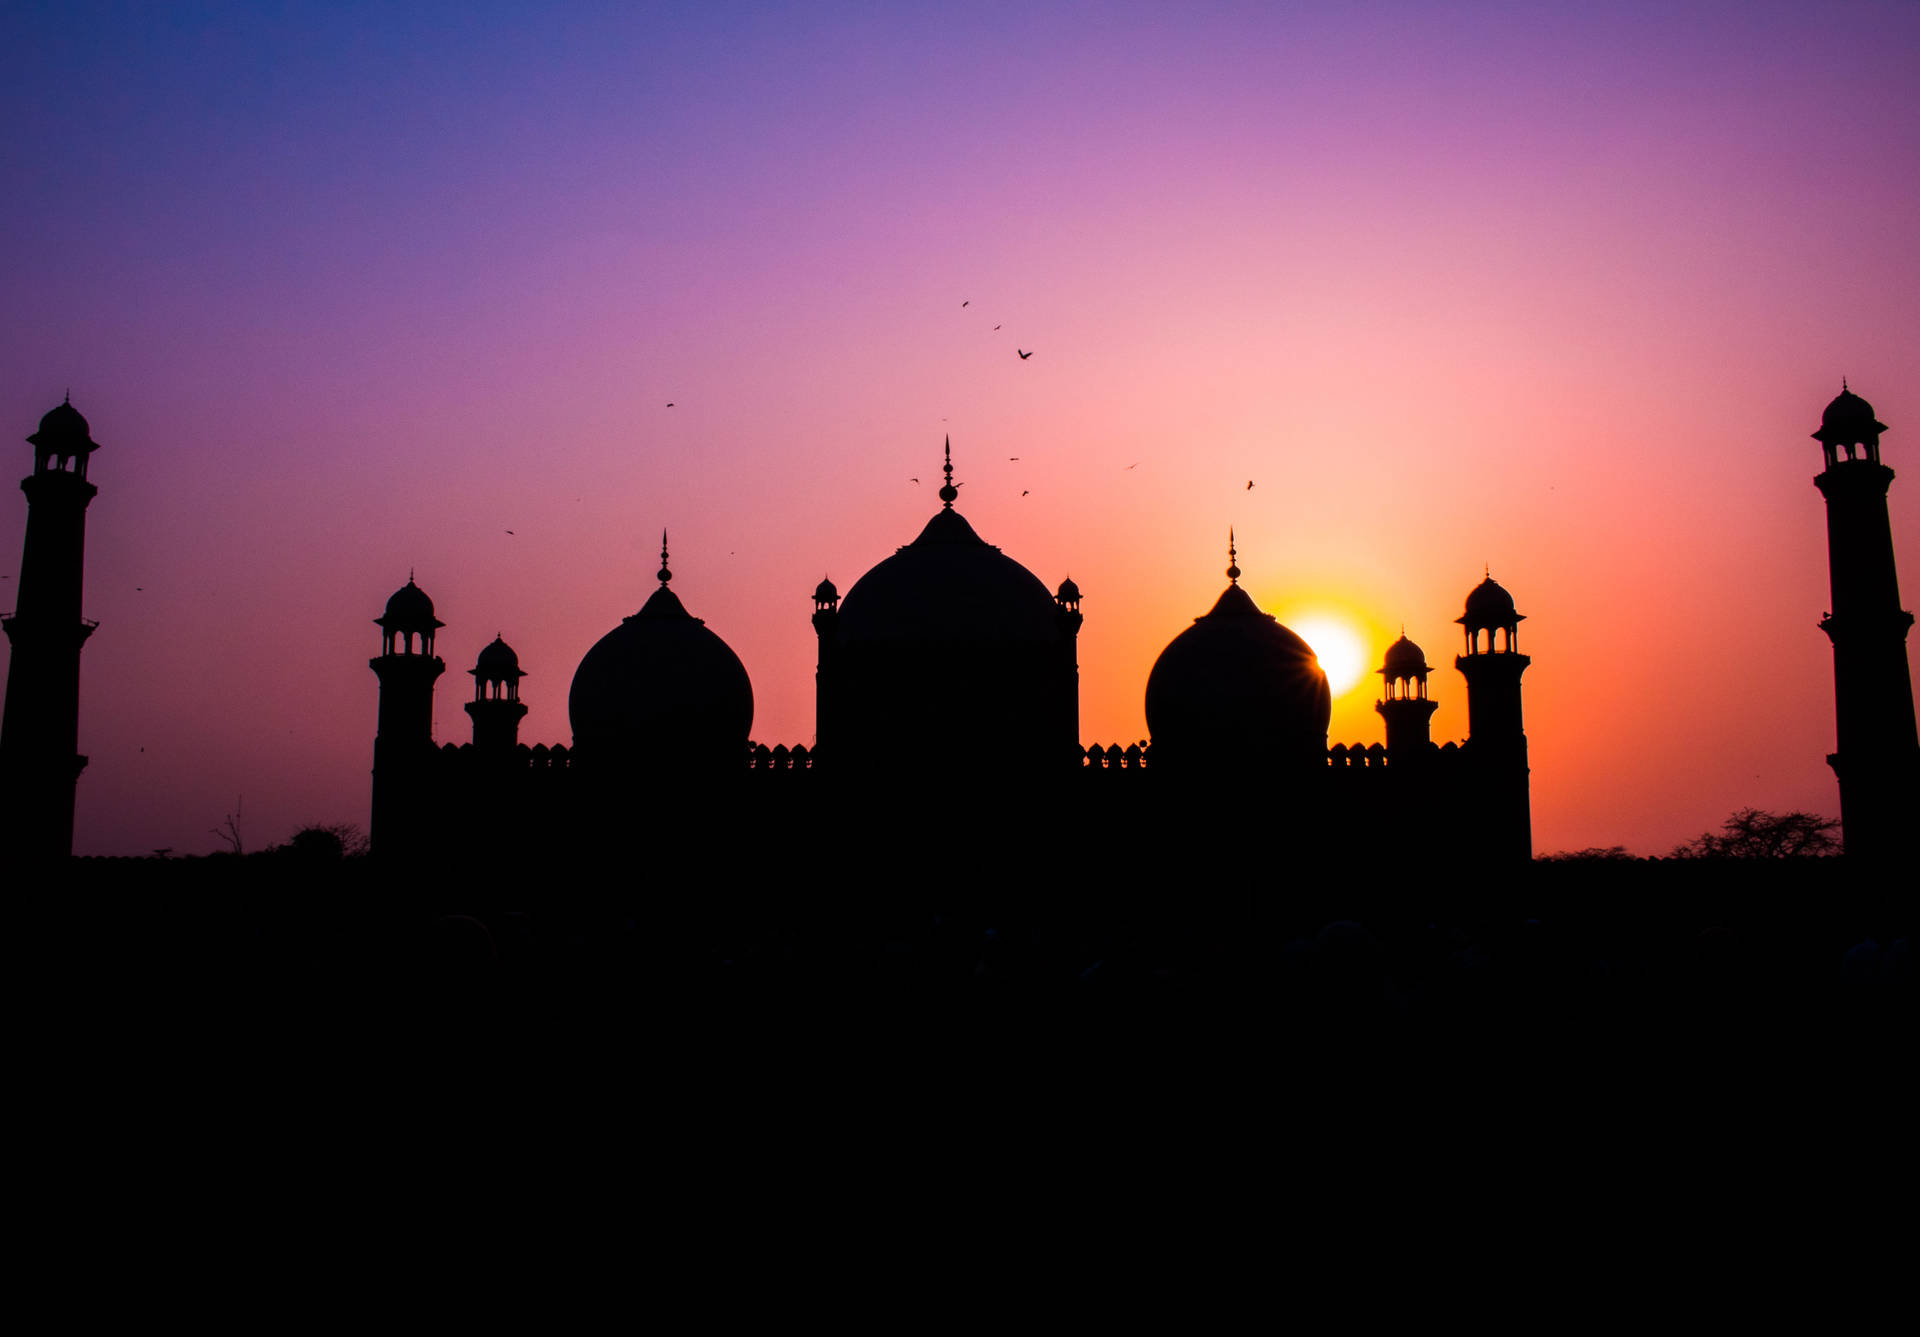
left=1813, top=381, right=1888, bottom=469
left=27, top=395, right=100, bottom=480
left=1375, top=631, right=1438, bottom=755
left=377, top=576, right=444, bottom=657
left=466, top=634, right=528, bottom=750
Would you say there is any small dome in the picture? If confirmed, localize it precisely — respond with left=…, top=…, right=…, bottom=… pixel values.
left=1145, top=581, right=1331, bottom=764
left=1057, top=577, right=1081, bottom=602
left=838, top=507, right=1063, bottom=645
left=1814, top=385, right=1887, bottom=445
left=814, top=577, right=839, bottom=602
left=26, top=397, right=99, bottom=456
left=379, top=578, right=443, bottom=632
left=1380, top=634, right=1429, bottom=679
left=569, top=582, right=754, bottom=767
left=473, top=634, right=522, bottom=681
left=1458, top=575, right=1522, bottom=631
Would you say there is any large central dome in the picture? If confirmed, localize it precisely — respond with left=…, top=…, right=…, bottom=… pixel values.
left=815, top=441, right=1082, bottom=781
left=837, top=507, right=1061, bottom=644
left=569, top=549, right=753, bottom=774
left=1145, top=547, right=1331, bottom=772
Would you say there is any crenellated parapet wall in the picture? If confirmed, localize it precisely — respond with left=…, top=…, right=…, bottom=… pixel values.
left=1082, top=743, right=1151, bottom=770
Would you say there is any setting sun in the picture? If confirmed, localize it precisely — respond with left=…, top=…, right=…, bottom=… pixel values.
left=1288, top=616, right=1373, bottom=698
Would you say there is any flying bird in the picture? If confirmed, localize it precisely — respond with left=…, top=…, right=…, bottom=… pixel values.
left=1125, top=463, right=1138, bottom=470
left=962, top=301, right=969, bottom=307
left=1018, top=349, right=1033, bottom=359
left=910, top=477, right=920, bottom=484
left=1022, top=490, right=1030, bottom=497
left=1009, top=457, right=1019, bottom=460
left=1246, top=480, right=1254, bottom=490
left=993, top=324, right=1001, bottom=330
left=506, top=530, right=515, bottom=535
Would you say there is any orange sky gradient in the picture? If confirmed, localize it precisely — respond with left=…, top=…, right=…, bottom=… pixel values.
left=2, top=3, right=1915, bottom=856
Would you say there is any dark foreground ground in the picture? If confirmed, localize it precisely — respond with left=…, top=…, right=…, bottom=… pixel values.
left=36, top=852, right=1908, bottom=1078
left=16, top=851, right=1908, bottom=1293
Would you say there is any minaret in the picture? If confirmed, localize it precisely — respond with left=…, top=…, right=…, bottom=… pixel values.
left=1055, top=575, right=1084, bottom=755
left=1, top=397, right=101, bottom=860
left=1455, top=572, right=1532, bottom=861
left=1811, top=384, right=1917, bottom=864
left=465, top=635, right=527, bottom=750
left=369, top=575, right=445, bottom=858
left=1375, top=631, right=1438, bottom=756
left=811, top=574, right=839, bottom=755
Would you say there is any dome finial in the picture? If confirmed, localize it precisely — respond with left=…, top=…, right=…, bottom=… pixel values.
left=938, top=435, right=958, bottom=509
left=1843, top=377, right=1849, bottom=393
left=1226, top=528, right=1240, bottom=584
left=658, top=528, right=672, bottom=586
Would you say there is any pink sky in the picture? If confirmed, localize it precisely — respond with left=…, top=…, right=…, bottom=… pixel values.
left=2, top=2, right=1915, bottom=855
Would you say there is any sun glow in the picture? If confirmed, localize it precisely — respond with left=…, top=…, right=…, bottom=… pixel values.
left=1287, top=615, right=1372, bottom=698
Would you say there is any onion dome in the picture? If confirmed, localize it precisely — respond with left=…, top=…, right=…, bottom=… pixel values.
left=1145, top=538, right=1331, bottom=765
left=814, top=577, right=839, bottom=602
left=1457, top=574, right=1522, bottom=632
left=568, top=535, right=753, bottom=768
left=838, top=445, right=1062, bottom=645
left=1056, top=577, right=1081, bottom=603
left=1380, top=633, right=1429, bottom=679
left=26, top=394, right=101, bottom=473
left=1813, top=382, right=1887, bottom=447
left=472, top=634, right=523, bottom=683
left=379, top=578, right=443, bottom=633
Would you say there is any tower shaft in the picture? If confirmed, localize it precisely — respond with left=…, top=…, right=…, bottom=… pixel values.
left=1, top=460, right=98, bottom=860
left=1816, top=460, right=1918, bottom=863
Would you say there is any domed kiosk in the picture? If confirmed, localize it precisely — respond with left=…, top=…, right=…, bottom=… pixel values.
left=569, top=534, right=753, bottom=780
left=1144, top=534, right=1331, bottom=775
left=813, top=442, right=1082, bottom=781
left=1814, top=382, right=1888, bottom=468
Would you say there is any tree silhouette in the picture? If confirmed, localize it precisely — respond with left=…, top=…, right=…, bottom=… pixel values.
left=1670, top=808, right=1840, bottom=860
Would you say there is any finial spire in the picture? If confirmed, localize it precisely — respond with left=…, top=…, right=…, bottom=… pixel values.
left=1226, top=528, right=1240, bottom=584
left=938, top=435, right=958, bottom=509
left=1843, top=377, right=1850, bottom=393
left=658, top=529, right=672, bottom=586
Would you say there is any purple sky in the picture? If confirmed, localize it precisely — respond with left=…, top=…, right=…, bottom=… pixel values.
left=3, top=2, right=1916, bottom=856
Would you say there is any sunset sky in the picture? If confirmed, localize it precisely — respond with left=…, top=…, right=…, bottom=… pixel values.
left=3, top=2, right=1915, bottom=857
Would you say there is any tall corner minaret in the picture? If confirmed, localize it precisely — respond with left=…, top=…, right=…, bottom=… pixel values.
left=1812, top=384, right=1917, bottom=864
left=369, top=575, right=445, bottom=858
left=465, top=634, right=527, bottom=751
left=1, top=397, right=101, bottom=860
left=1455, top=572, right=1532, bottom=862
left=1055, top=574, right=1084, bottom=756
left=811, top=574, right=840, bottom=758
left=1376, top=630, right=1438, bottom=757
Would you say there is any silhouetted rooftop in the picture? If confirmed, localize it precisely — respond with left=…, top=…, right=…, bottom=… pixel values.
left=1381, top=634, right=1429, bottom=679
left=837, top=505, right=1063, bottom=645
left=1146, top=576, right=1331, bottom=755
left=568, top=575, right=753, bottom=757
left=473, top=634, right=523, bottom=681
left=378, top=578, right=443, bottom=632
left=1458, top=575, right=1522, bottom=631
left=1814, top=385, right=1887, bottom=446
left=26, top=397, right=98, bottom=456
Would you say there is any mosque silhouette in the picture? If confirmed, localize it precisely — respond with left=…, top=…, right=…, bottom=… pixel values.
left=2, top=391, right=1911, bottom=876
left=366, top=438, right=1535, bottom=868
